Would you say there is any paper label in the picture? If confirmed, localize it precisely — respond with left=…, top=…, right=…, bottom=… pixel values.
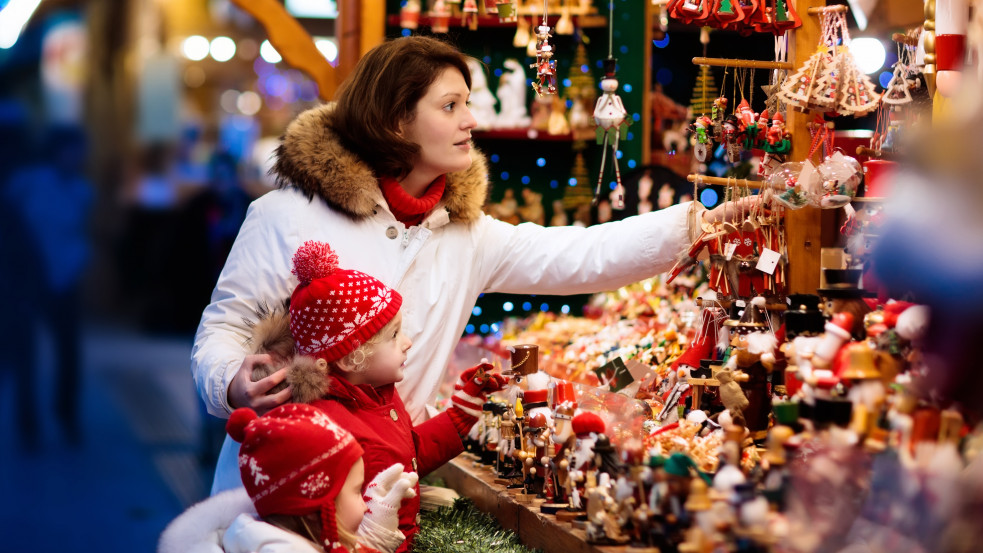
left=756, top=247, right=782, bottom=275
left=594, top=357, right=634, bottom=392
left=724, top=242, right=737, bottom=260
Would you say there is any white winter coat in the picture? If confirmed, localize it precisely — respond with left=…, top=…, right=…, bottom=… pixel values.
left=192, top=104, right=700, bottom=493
left=158, top=488, right=322, bottom=553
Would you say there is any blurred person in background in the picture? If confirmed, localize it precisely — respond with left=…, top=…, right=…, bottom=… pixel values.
left=4, top=122, right=93, bottom=446
left=0, top=100, right=44, bottom=451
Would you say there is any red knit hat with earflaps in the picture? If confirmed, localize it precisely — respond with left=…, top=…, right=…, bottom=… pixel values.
left=289, top=241, right=402, bottom=363
left=227, top=404, right=363, bottom=551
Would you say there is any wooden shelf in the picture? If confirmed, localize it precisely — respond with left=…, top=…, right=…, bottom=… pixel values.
left=387, top=14, right=607, bottom=29
left=473, top=128, right=595, bottom=142
left=432, top=455, right=649, bottom=553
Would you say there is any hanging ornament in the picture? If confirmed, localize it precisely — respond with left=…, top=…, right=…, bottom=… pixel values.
left=530, top=1, right=557, bottom=96
left=483, top=0, right=498, bottom=15
left=691, top=115, right=713, bottom=162
left=593, top=1, right=630, bottom=209
left=711, top=96, right=729, bottom=142
left=430, top=0, right=452, bottom=33
left=496, top=0, right=517, bottom=22
left=778, top=8, right=880, bottom=116
left=462, top=0, right=479, bottom=29
left=400, top=0, right=422, bottom=30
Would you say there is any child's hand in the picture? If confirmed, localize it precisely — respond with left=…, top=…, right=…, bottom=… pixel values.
left=458, top=361, right=507, bottom=398
left=447, top=361, right=507, bottom=436
left=358, top=464, right=418, bottom=553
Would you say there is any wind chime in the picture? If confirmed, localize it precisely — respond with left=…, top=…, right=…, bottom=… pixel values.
left=530, top=0, right=557, bottom=96
left=593, top=0, right=629, bottom=209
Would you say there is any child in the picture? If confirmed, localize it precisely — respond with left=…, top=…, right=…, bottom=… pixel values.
left=158, top=402, right=416, bottom=553
left=279, top=240, right=506, bottom=552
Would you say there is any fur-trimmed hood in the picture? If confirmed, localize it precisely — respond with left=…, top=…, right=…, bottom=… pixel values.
left=271, top=103, right=490, bottom=223
left=245, top=303, right=331, bottom=404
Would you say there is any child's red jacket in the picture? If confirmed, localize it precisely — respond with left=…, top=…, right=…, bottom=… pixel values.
left=312, top=377, right=464, bottom=553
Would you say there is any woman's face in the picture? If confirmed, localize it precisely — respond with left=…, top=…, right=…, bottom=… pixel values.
left=335, top=458, right=366, bottom=545
left=400, top=67, right=477, bottom=182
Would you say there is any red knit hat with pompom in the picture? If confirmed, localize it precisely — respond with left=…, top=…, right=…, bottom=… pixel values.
left=289, top=240, right=402, bottom=363
left=227, top=404, right=363, bottom=551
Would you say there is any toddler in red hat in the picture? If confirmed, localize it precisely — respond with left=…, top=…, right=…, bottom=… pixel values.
left=158, top=402, right=415, bottom=553
left=283, top=241, right=506, bottom=552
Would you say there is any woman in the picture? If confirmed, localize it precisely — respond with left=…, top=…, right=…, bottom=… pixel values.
left=193, top=35, right=736, bottom=493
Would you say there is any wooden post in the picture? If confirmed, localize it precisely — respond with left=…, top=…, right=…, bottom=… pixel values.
left=784, top=0, right=828, bottom=295
left=336, top=0, right=362, bottom=84
left=360, top=0, right=386, bottom=57
left=642, top=2, right=654, bottom=164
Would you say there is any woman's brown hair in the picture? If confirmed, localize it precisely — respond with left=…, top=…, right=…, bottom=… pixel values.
left=330, top=36, right=472, bottom=179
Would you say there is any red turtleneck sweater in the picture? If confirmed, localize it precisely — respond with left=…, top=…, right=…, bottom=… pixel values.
left=378, top=175, right=446, bottom=227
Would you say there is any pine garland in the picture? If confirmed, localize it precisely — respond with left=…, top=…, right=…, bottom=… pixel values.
left=415, top=498, right=541, bottom=553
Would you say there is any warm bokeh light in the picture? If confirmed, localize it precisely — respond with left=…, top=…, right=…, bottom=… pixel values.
left=850, top=37, right=887, bottom=74
left=181, top=35, right=210, bottom=61
left=314, top=37, right=338, bottom=64
left=259, top=40, right=282, bottom=64
left=209, top=36, right=236, bottom=62
left=236, top=91, right=262, bottom=115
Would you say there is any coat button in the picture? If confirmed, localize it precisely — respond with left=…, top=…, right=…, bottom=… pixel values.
left=390, top=409, right=398, bottom=421
left=386, top=226, right=398, bottom=239
left=412, top=457, right=418, bottom=471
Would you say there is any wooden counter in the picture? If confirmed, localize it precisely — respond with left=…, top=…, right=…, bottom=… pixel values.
left=432, top=455, right=660, bottom=553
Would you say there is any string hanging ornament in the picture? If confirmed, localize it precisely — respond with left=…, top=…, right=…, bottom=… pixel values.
left=777, top=8, right=880, bottom=116
left=592, top=0, right=630, bottom=210
left=530, top=0, right=557, bottom=96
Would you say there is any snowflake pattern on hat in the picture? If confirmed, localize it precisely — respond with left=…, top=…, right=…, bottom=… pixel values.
left=311, top=410, right=347, bottom=441
left=290, top=242, right=403, bottom=363
left=300, top=472, right=332, bottom=498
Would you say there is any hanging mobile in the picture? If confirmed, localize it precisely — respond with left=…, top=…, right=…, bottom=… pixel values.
left=530, top=0, right=557, bottom=96
left=593, top=0, right=629, bottom=209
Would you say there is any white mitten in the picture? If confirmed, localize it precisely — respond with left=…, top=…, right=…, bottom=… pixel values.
left=356, top=463, right=418, bottom=553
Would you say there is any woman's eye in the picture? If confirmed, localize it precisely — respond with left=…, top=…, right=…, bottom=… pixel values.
left=444, top=102, right=455, bottom=111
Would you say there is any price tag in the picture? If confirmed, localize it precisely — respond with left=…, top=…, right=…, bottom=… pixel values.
left=756, top=247, right=782, bottom=275
left=724, top=242, right=737, bottom=260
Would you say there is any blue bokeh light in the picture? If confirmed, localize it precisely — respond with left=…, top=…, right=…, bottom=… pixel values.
left=701, top=187, right=720, bottom=207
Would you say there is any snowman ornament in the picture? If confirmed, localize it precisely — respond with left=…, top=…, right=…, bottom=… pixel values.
left=593, top=60, right=629, bottom=209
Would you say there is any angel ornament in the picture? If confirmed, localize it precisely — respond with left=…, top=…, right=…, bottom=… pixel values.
left=594, top=59, right=629, bottom=209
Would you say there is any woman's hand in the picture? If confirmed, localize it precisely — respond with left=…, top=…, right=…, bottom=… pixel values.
left=702, top=195, right=759, bottom=225
left=226, top=354, right=292, bottom=415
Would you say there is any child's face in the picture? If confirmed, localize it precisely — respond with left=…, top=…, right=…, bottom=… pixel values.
left=362, top=312, right=412, bottom=387
left=335, top=458, right=366, bottom=543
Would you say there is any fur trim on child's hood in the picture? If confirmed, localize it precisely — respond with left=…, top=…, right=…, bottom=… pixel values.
left=158, top=488, right=256, bottom=553
left=244, top=302, right=331, bottom=404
